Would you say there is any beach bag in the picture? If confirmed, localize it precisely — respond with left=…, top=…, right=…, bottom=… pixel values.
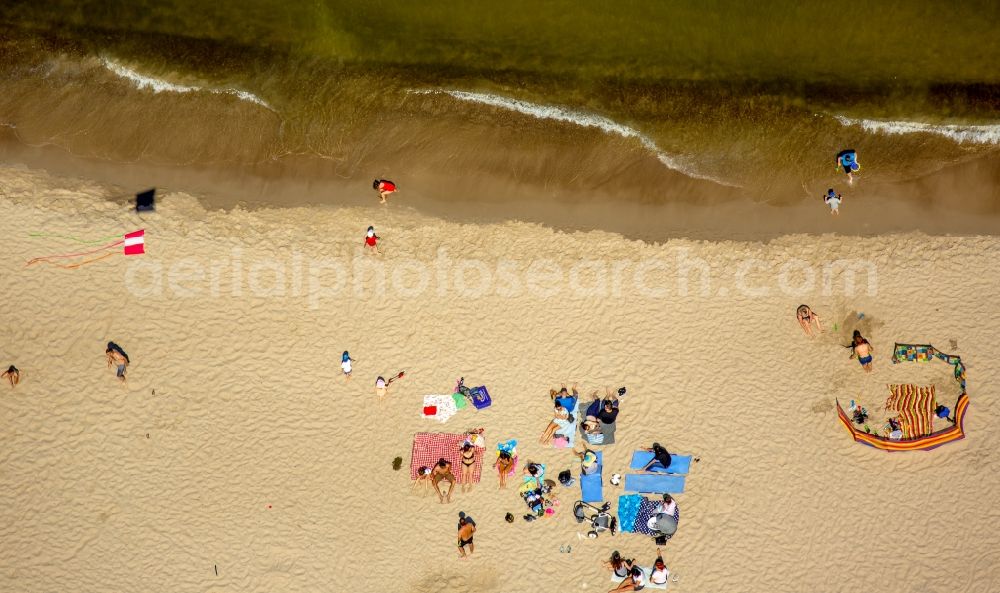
left=423, top=405, right=438, bottom=416
left=470, top=386, right=492, bottom=410
left=452, top=392, right=468, bottom=409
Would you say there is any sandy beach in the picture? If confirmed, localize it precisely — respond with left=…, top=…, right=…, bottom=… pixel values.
left=1, top=164, right=998, bottom=593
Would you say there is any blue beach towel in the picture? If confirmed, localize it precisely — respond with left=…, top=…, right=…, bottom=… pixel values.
left=580, top=451, right=603, bottom=502
left=629, top=451, right=693, bottom=474
left=617, top=494, right=642, bottom=533
left=624, top=473, right=686, bottom=494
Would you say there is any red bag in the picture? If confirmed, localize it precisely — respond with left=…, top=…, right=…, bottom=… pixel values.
left=423, top=405, right=438, bottom=416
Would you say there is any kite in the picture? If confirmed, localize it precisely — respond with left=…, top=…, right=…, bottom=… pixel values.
left=27, top=229, right=146, bottom=269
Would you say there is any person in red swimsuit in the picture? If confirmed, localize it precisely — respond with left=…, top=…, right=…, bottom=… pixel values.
left=373, top=179, right=397, bottom=204
left=364, top=226, right=380, bottom=254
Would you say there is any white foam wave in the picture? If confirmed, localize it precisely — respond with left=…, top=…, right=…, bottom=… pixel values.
left=100, top=58, right=273, bottom=110
left=409, top=89, right=736, bottom=186
left=835, top=115, right=1000, bottom=145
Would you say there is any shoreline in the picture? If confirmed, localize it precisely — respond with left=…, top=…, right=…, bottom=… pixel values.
left=2, top=135, right=999, bottom=242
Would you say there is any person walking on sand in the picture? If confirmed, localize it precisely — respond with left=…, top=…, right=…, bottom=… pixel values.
left=373, top=179, right=397, bottom=204
left=796, top=305, right=823, bottom=337
left=2, top=365, right=19, bottom=388
left=457, top=516, right=476, bottom=558
left=363, top=226, right=381, bottom=254
left=341, top=351, right=355, bottom=380
left=105, top=342, right=129, bottom=382
left=849, top=330, right=874, bottom=372
left=432, top=457, right=456, bottom=503
left=375, top=376, right=388, bottom=400
left=823, top=189, right=842, bottom=215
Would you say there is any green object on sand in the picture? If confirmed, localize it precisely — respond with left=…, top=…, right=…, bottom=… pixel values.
left=452, top=392, right=468, bottom=409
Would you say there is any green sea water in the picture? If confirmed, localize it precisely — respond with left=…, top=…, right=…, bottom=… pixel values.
left=1, top=0, right=999, bottom=192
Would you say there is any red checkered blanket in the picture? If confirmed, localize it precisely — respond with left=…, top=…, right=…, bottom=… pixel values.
left=410, top=432, right=484, bottom=483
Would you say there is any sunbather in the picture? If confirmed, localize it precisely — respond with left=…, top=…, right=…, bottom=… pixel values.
left=539, top=403, right=570, bottom=445
left=604, top=551, right=634, bottom=579
left=412, top=465, right=432, bottom=493
left=796, top=305, right=823, bottom=337
left=2, top=365, right=19, bottom=388
left=655, top=494, right=677, bottom=516
left=649, top=549, right=669, bottom=586
left=459, top=443, right=477, bottom=493
left=494, top=451, right=515, bottom=489
left=431, top=458, right=456, bottom=503
left=457, top=517, right=476, bottom=558
left=609, top=566, right=646, bottom=592
left=523, top=462, right=543, bottom=488
left=597, top=388, right=620, bottom=425
left=641, top=442, right=672, bottom=471
left=574, top=447, right=600, bottom=475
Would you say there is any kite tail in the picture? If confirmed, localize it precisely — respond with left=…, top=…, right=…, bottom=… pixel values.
left=28, top=252, right=119, bottom=269
left=26, top=240, right=124, bottom=266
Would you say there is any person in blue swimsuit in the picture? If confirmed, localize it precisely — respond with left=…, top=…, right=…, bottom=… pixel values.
left=836, top=150, right=860, bottom=185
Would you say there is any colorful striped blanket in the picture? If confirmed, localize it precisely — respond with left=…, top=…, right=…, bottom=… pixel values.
left=885, top=384, right=935, bottom=438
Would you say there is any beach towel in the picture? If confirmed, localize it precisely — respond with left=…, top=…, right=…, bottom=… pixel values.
left=624, top=473, right=686, bottom=494
left=885, top=384, right=935, bottom=438
left=610, top=567, right=668, bottom=590
left=410, top=432, right=483, bottom=483
left=618, top=494, right=643, bottom=533
left=634, top=498, right=680, bottom=539
left=629, top=451, right=693, bottom=474
left=422, top=394, right=458, bottom=423
left=580, top=451, right=603, bottom=502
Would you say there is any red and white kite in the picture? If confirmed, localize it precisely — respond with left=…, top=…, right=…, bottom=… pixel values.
left=28, top=229, right=147, bottom=268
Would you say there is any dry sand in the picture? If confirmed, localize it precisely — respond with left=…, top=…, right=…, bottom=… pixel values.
left=1, top=164, right=999, bottom=593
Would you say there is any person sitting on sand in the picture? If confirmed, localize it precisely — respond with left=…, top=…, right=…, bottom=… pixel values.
left=341, top=351, right=355, bottom=380
left=641, top=442, right=672, bottom=472
left=459, top=443, right=477, bottom=493
left=539, top=403, right=570, bottom=445
left=849, top=330, right=874, bottom=372
left=373, top=179, right=397, bottom=204
left=105, top=342, right=129, bottom=382
left=432, top=457, right=456, bottom=503
left=575, top=448, right=600, bottom=475
left=494, top=450, right=515, bottom=489
left=935, top=404, right=956, bottom=424
left=649, top=549, right=669, bottom=586
left=655, top=494, right=677, bottom=516
left=457, top=517, right=476, bottom=558
left=796, top=305, right=823, bottom=337
left=412, top=465, right=432, bottom=493
left=597, top=388, right=620, bottom=425
left=2, top=365, right=19, bottom=388
left=363, top=226, right=381, bottom=254
left=523, top=462, right=543, bottom=488
left=604, top=551, right=634, bottom=579
left=609, top=565, right=646, bottom=593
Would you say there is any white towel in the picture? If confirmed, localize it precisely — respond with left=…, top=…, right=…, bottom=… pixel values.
left=422, top=394, right=458, bottom=423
